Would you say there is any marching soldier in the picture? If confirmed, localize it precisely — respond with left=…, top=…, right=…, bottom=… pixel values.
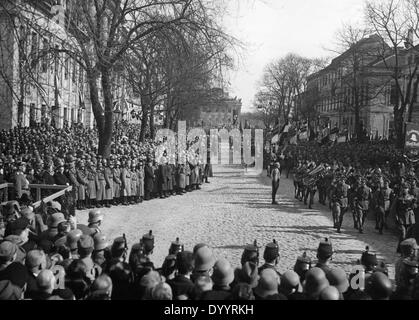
left=332, top=178, right=350, bottom=233
left=393, top=183, right=416, bottom=252
left=353, top=178, right=372, bottom=234
left=375, top=180, right=394, bottom=234
left=271, top=162, right=281, bottom=205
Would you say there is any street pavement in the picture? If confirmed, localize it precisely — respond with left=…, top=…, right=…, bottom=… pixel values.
left=77, top=165, right=399, bottom=279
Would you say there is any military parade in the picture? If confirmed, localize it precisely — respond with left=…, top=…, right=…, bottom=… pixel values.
left=3, top=0, right=419, bottom=310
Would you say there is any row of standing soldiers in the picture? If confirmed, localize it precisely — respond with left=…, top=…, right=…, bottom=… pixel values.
left=293, top=162, right=418, bottom=250
left=11, top=157, right=211, bottom=210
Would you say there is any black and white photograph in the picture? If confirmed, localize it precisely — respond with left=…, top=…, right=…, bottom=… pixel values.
left=0, top=0, right=418, bottom=308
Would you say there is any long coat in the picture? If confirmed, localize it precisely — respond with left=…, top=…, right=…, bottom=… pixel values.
left=113, top=168, right=122, bottom=198
left=121, top=168, right=131, bottom=197
left=189, top=163, right=197, bottom=185
left=131, top=168, right=138, bottom=196
left=144, top=166, right=154, bottom=192
left=138, top=167, right=144, bottom=197
left=159, top=165, right=168, bottom=191
left=167, top=164, right=173, bottom=191
left=153, top=166, right=159, bottom=194
left=67, top=168, right=80, bottom=201
left=104, top=167, right=113, bottom=200
left=185, top=163, right=191, bottom=187
left=96, top=169, right=107, bottom=201
left=76, top=168, right=88, bottom=201
left=177, top=165, right=186, bottom=189
left=86, top=168, right=97, bottom=200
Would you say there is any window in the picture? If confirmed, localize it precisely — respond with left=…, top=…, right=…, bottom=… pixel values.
left=41, top=38, right=48, bottom=73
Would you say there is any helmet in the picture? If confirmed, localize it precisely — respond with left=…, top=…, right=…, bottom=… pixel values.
left=254, top=269, right=280, bottom=298
left=326, top=268, right=349, bottom=293
left=169, top=237, right=184, bottom=255
left=241, top=240, right=259, bottom=266
left=88, top=209, right=103, bottom=224
left=365, top=272, right=392, bottom=300
left=361, top=246, right=378, bottom=271
left=280, top=270, right=301, bottom=292
left=141, top=230, right=154, bottom=254
left=319, top=286, right=340, bottom=300
left=294, top=252, right=312, bottom=280
left=317, top=238, right=333, bottom=259
left=47, top=213, right=66, bottom=228
left=263, top=239, right=279, bottom=262
left=66, top=229, right=83, bottom=250
left=193, top=245, right=214, bottom=272
left=93, top=234, right=109, bottom=251
left=303, top=267, right=329, bottom=299
left=211, top=259, right=234, bottom=287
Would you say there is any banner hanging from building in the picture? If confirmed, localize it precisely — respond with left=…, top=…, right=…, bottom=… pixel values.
left=405, top=122, right=419, bottom=151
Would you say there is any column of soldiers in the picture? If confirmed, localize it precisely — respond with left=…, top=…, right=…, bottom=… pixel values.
left=289, top=153, right=419, bottom=253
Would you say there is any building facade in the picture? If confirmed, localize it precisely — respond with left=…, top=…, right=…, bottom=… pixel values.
left=0, top=0, right=129, bottom=130
left=303, top=34, right=394, bottom=139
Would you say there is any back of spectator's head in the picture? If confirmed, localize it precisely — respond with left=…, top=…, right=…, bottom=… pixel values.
left=319, top=286, right=340, bottom=300
left=151, top=282, right=172, bottom=300
left=303, top=267, right=329, bottom=300
left=280, top=270, right=301, bottom=295
left=77, top=234, right=94, bottom=257
left=254, top=269, right=280, bottom=299
left=37, top=269, right=55, bottom=293
left=139, top=270, right=161, bottom=300
left=193, top=244, right=214, bottom=272
left=212, top=258, right=235, bottom=287
left=25, top=250, right=47, bottom=272
left=108, top=261, right=133, bottom=285
left=88, top=274, right=113, bottom=300
left=66, top=259, right=89, bottom=280
left=0, top=240, right=17, bottom=264
left=194, top=274, right=213, bottom=294
left=176, top=251, right=194, bottom=275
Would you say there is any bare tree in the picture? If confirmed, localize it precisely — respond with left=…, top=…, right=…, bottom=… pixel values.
left=366, top=0, right=419, bottom=147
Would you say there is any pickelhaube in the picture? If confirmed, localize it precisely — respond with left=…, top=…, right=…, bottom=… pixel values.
left=263, top=239, right=279, bottom=262
left=360, top=246, right=378, bottom=270
left=317, top=238, right=333, bottom=258
left=241, top=240, right=259, bottom=266
left=141, top=230, right=154, bottom=254
left=169, top=237, right=184, bottom=255
left=294, top=251, right=312, bottom=277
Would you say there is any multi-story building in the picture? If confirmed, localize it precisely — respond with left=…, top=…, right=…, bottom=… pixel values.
left=184, top=88, right=242, bottom=129
left=0, top=0, right=129, bottom=130
left=302, top=34, right=395, bottom=138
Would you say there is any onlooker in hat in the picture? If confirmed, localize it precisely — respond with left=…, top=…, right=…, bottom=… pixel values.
left=365, top=272, right=393, bottom=300
left=86, top=274, right=113, bottom=300
left=151, top=282, right=172, bottom=300
left=39, top=212, right=67, bottom=242
left=138, top=270, right=161, bottom=300
left=24, top=249, right=47, bottom=298
left=167, top=251, right=195, bottom=300
left=77, top=234, right=102, bottom=283
left=107, top=261, right=134, bottom=300
left=31, top=269, right=56, bottom=300
left=92, top=233, right=110, bottom=270
left=315, top=238, right=333, bottom=274
left=319, top=286, right=340, bottom=300
left=395, top=238, right=418, bottom=289
left=65, top=259, right=90, bottom=300
left=259, top=239, right=280, bottom=275
left=191, top=243, right=214, bottom=282
left=303, top=267, right=329, bottom=300
left=253, top=268, right=287, bottom=300
left=326, top=267, right=349, bottom=299
left=280, top=270, right=304, bottom=300
left=0, top=240, right=28, bottom=290
left=201, top=258, right=234, bottom=300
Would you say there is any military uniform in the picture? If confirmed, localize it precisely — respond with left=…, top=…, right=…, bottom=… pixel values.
left=104, top=165, right=113, bottom=206
left=393, top=188, right=416, bottom=250
left=112, top=165, right=122, bottom=204
left=353, top=183, right=372, bottom=233
left=138, top=165, right=144, bottom=201
left=177, top=164, right=186, bottom=194
left=375, top=184, right=394, bottom=234
left=130, top=166, right=138, bottom=203
left=144, top=163, right=154, bottom=200
left=332, top=181, right=350, bottom=233
left=121, top=166, right=132, bottom=204
left=86, top=165, right=97, bottom=207
left=96, top=166, right=107, bottom=205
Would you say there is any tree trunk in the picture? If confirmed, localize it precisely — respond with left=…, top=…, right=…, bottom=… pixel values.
left=86, top=68, right=105, bottom=153
left=139, top=92, right=150, bottom=142
left=394, top=107, right=405, bottom=149
left=408, top=75, right=419, bottom=122
left=98, top=66, right=114, bottom=158
left=149, top=104, right=155, bottom=139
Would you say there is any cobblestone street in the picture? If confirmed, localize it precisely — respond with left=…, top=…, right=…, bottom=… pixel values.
left=78, top=166, right=400, bottom=279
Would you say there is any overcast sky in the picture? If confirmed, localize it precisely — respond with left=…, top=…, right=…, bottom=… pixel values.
left=222, top=0, right=367, bottom=112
